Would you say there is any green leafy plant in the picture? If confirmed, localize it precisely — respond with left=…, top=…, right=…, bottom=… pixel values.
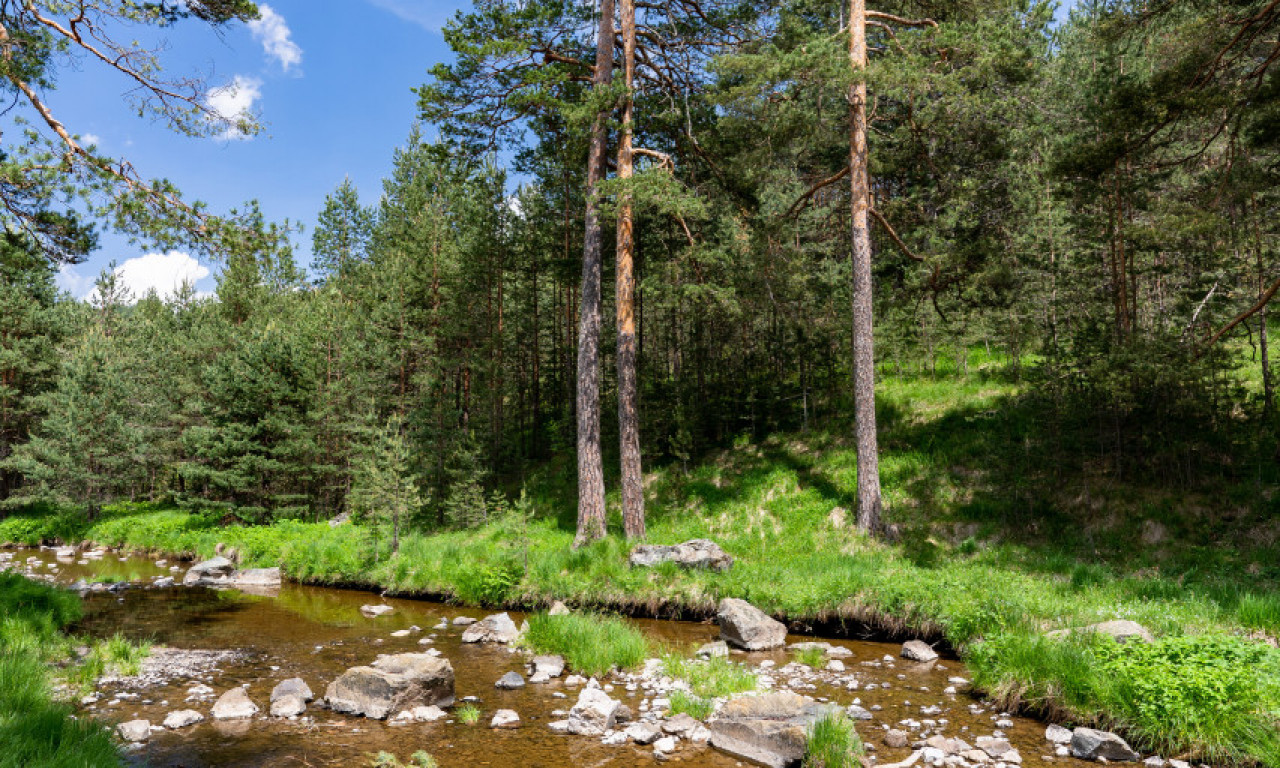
left=805, top=712, right=864, bottom=768
left=668, top=689, right=714, bottom=720
left=792, top=646, right=826, bottom=669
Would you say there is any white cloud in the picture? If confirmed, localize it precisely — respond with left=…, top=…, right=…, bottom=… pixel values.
left=79, top=251, right=211, bottom=303
left=248, top=5, right=302, bottom=71
left=55, top=264, right=95, bottom=298
left=363, top=0, right=463, bottom=32
left=80, top=133, right=101, bottom=147
left=206, top=76, right=262, bottom=140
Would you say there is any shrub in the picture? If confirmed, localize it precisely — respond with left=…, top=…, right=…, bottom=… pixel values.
left=791, top=646, right=826, bottom=669
left=455, top=703, right=481, bottom=725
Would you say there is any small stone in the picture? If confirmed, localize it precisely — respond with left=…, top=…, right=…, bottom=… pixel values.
left=491, top=709, right=521, bottom=728
left=270, top=678, right=314, bottom=703
left=826, top=659, right=846, bottom=672
left=548, top=601, right=571, bottom=615
left=453, top=616, right=478, bottom=625
left=1071, top=728, right=1140, bottom=762
left=391, top=629, right=410, bottom=637
left=360, top=604, right=395, bottom=618
left=697, top=640, right=730, bottom=658
left=654, top=736, right=678, bottom=754
left=626, top=722, right=663, bottom=744
left=1143, top=758, right=1166, bottom=768
left=270, top=694, right=306, bottom=717
left=1046, top=724, right=1072, bottom=744
left=118, top=720, right=151, bottom=742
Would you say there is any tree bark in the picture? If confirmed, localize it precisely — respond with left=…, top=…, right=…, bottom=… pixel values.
left=617, top=0, right=646, bottom=540
left=849, top=0, right=883, bottom=534
left=573, top=0, right=616, bottom=548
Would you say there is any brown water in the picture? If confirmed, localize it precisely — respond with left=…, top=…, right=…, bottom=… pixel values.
left=4, top=547, right=1090, bottom=768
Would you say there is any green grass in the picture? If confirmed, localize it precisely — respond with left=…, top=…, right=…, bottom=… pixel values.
left=792, top=646, right=826, bottom=669
left=0, top=574, right=120, bottom=768
left=804, top=712, right=864, bottom=768
left=520, top=612, right=651, bottom=677
left=667, top=689, right=715, bottom=720
left=455, top=703, right=481, bottom=725
left=662, top=654, right=758, bottom=698
left=66, top=635, right=151, bottom=693
left=367, top=751, right=438, bottom=768
left=2, top=358, right=1278, bottom=765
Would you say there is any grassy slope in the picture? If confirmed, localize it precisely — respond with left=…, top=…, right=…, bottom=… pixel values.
left=0, top=574, right=121, bottom=768
left=2, top=352, right=1277, bottom=764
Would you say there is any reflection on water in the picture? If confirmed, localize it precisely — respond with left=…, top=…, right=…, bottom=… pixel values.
left=8, top=548, right=1086, bottom=768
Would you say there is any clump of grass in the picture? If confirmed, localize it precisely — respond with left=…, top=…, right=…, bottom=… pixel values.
left=66, top=634, right=151, bottom=692
left=668, top=689, right=714, bottom=720
left=662, top=654, right=757, bottom=698
left=792, top=646, right=826, bottom=669
left=409, top=751, right=438, bottom=768
left=521, top=612, right=650, bottom=677
left=455, top=703, right=481, bottom=725
left=804, top=712, right=864, bottom=768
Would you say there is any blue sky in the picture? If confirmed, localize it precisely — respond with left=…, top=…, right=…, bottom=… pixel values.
left=46, top=1, right=471, bottom=300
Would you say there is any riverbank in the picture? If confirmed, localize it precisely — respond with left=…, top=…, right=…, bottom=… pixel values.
left=3, top=484, right=1278, bottom=765
left=0, top=570, right=120, bottom=768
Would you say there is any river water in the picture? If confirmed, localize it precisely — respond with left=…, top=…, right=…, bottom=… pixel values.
left=5, top=547, right=1089, bottom=768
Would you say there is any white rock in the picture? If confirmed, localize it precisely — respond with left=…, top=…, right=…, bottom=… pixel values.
left=491, top=709, right=521, bottom=728
left=163, top=710, right=204, bottom=729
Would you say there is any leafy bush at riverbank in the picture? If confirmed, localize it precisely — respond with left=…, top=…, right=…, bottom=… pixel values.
left=970, top=632, right=1280, bottom=767
left=521, top=612, right=651, bottom=676
left=0, top=574, right=119, bottom=768
left=804, top=711, right=864, bottom=768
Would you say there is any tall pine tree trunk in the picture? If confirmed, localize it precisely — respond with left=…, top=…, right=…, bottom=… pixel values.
left=849, top=0, right=883, bottom=534
left=573, top=0, right=616, bottom=548
left=617, top=0, right=645, bottom=540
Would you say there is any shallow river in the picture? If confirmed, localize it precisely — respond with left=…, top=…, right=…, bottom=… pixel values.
left=5, top=547, right=1090, bottom=768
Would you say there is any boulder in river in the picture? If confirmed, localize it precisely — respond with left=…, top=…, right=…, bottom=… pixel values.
left=708, top=691, right=841, bottom=768
left=118, top=720, right=151, bottom=742
left=629, top=539, right=734, bottom=572
left=496, top=671, right=525, bottom=689
left=270, top=677, right=314, bottom=703
left=901, top=639, right=939, bottom=662
left=1071, top=728, right=1140, bottom=762
left=183, top=557, right=236, bottom=587
left=461, top=612, right=520, bottom=644
left=529, top=655, right=565, bottom=683
left=718, top=598, right=787, bottom=650
left=211, top=687, right=259, bottom=719
left=162, top=710, right=204, bottom=729
left=231, top=567, right=281, bottom=590
left=565, top=686, right=622, bottom=736
left=270, top=695, right=307, bottom=718
left=325, top=653, right=455, bottom=719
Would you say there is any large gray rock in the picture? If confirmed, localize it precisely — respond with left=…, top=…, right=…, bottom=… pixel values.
left=718, top=598, right=787, bottom=650
left=901, top=639, right=939, bottom=662
left=708, top=691, right=840, bottom=768
left=461, top=612, right=520, bottom=644
left=270, top=695, right=307, bottom=718
left=325, top=653, right=455, bottom=719
left=496, top=671, right=525, bottom=689
left=1048, top=620, right=1154, bottom=645
left=271, top=677, right=314, bottom=703
left=231, top=567, right=281, bottom=589
left=529, top=655, right=565, bottom=683
left=1071, top=728, right=1140, bottom=762
left=565, top=686, right=622, bottom=736
left=183, top=557, right=236, bottom=587
left=211, top=687, right=259, bottom=719
left=118, top=719, right=151, bottom=742
left=629, top=539, right=734, bottom=572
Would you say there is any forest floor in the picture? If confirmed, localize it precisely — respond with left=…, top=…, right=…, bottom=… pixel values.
left=2, top=358, right=1278, bottom=765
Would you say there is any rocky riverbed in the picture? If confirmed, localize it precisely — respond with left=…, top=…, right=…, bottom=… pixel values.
left=0, top=546, right=1187, bottom=768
